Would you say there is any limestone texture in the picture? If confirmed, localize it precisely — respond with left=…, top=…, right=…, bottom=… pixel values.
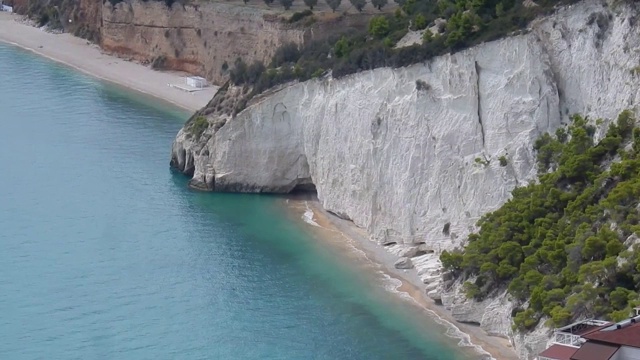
left=171, top=1, right=640, bottom=358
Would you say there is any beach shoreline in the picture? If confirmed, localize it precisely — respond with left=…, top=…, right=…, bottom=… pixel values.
left=0, top=12, right=217, bottom=113
left=1, top=11, right=517, bottom=359
left=281, top=196, right=519, bottom=360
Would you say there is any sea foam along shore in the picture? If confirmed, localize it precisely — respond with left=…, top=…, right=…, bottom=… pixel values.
left=0, top=11, right=518, bottom=359
left=284, top=196, right=519, bottom=360
left=0, top=12, right=217, bottom=112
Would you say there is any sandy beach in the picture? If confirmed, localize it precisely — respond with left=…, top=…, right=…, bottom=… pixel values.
left=282, top=196, right=519, bottom=360
left=0, top=10, right=517, bottom=359
left=0, top=12, right=217, bottom=112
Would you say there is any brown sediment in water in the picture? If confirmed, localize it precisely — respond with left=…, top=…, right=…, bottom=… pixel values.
left=277, top=195, right=518, bottom=360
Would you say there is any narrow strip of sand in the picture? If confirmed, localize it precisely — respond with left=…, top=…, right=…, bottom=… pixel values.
left=0, top=11, right=517, bottom=358
left=0, top=12, right=217, bottom=112
left=282, top=196, right=519, bottom=360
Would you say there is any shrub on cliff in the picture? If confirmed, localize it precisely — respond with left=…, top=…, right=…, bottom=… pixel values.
left=229, top=58, right=267, bottom=85
left=413, top=13, right=427, bottom=30
left=442, top=110, right=640, bottom=331
left=28, top=1, right=62, bottom=29
left=151, top=56, right=167, bottom=70
left=334, top=36, right=350, bottom=58
left=270, top=43, right=301, bottom=67
left=290, top=9, right=313, bottom=21
left=189, top=116, right=209, bottom=139
left=368, top=16, right=390, bottom=38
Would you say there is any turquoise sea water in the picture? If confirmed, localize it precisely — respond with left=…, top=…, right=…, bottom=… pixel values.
left=0, top=44, right=475, bottom=360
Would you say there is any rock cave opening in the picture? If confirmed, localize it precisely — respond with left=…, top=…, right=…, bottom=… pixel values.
left=289, top=182, right=317, bottom=194
left=287, top=180, right=318, bottom=201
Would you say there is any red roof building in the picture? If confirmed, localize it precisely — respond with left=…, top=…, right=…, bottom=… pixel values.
left=538, top=316, right=640, bottom=360
left=538, top=344, right=578, bottom=360
left=570, top=341, right=619, bottom=360
left=538, top=320, right=611, bottom=360
left=582, top=321, right=640, bottom=348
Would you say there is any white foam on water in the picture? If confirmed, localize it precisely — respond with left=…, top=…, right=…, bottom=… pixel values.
left=379, top=271, right=411, bottom=298
left=377, top=271, right=496, bottom=360
left=299, top=203, right=369, bottom=258
left=301, top=201, right=320, bottom=227
left=337, top=232, right=369, bottom=258
left=296, top=201, right=496, bottom=360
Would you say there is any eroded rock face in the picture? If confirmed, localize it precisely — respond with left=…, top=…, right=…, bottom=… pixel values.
left=174, top=33, right=561, bottom=248
left=445, top=287, right=514, bottom=338
left=101, top=1, right=306, bottom=83
left=172, top=1, right=640, bottom=358
left=100, top=0, right=371, bottom=84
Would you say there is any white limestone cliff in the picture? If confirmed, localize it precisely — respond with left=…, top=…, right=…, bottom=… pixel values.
left=171, top=1, right=640, bottom=358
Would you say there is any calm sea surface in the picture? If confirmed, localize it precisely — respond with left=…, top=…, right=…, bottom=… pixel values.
left=0, top=44, right=474, bottom=360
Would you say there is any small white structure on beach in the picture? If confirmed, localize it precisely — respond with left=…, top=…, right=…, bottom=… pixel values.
left=169, top=76, right=210, bottom=93
left=0, top=0, right=13, bottom=12
left=185, top=76, right=207, bottom=89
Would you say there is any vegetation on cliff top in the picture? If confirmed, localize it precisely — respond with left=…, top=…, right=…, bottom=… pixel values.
left=188, top=115, right=209, bottom=139
left=226, top=0, right=582, bottom=97
left=441, top=110, right=640, bottom=331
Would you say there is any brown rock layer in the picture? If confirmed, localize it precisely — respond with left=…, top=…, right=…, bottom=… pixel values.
left=100, top=1, right=370, bottom=84
left=13, top=0, right=370, bottom=84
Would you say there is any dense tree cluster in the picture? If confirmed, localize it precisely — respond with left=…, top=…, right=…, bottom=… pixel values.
left=441, top=111, right=640, bottom=331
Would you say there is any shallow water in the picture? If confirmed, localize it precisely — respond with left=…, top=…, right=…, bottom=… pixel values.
left=0, top=44, right=473, bottom=359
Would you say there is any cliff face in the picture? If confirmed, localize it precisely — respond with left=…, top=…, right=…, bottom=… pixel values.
left=101, top=1, right=370, bottom=84
left=12, top=0, right=102, bottom=40
left=174, top=34, right=561, bottom=248
left=171, top=1, right=640, bottom=357
left=101, top=1, right=305, bottom=83
left=16, top=0, right=370, bottom=84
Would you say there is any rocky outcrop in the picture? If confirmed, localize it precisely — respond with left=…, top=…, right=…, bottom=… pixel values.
left=171, top=0, right=640, bottom=358
left=444, top=288, right=514, bottom=335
